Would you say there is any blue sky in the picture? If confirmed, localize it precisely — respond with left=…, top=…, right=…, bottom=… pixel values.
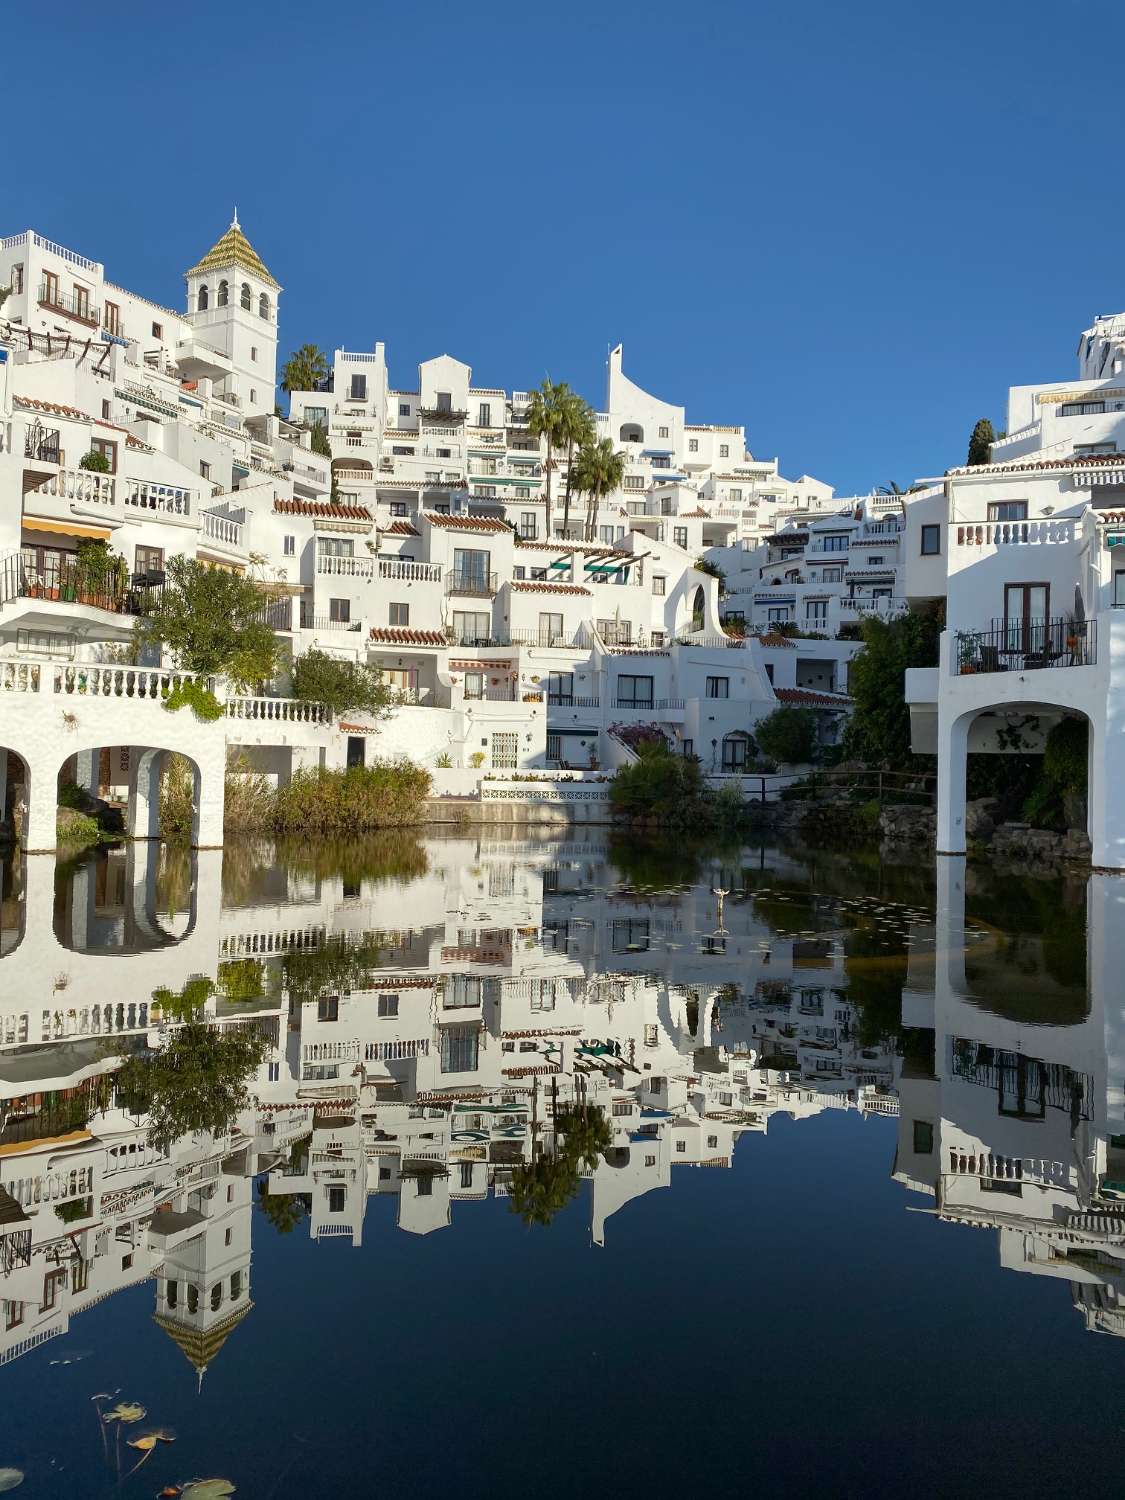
left=6, top=0, right=1123, bottom=493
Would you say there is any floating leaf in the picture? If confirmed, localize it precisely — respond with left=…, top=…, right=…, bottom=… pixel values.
left=103, top=1400, right=146, bottom=1424
left=128, top=1429, right=176, bottom=1453
left=180, top=1482, right=236, bottom=1500
left=0, top=1470, right=23, bottom=1492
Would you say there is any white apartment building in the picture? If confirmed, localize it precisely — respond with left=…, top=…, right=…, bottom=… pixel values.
left=0, top=218, right=863, bottom=847
left=902, top=306, right=1125, bottom=869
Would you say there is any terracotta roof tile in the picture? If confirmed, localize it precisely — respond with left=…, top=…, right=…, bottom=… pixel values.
left=13, top=395, right=92, bottom=421
left=946, top=453, right=1125, bottom=477
left=774, top=687, right=853, bottom=708
left=422, top=512, right=512, bottom=532
left=369, top=627, right=447, bottom=646
left=510, top=581, right=591, bottom=596
left=755, top=631, right=797, bottom=649
left=274, top=498, right=373, bottom=520
left=382, top=520, right=420, bottom=536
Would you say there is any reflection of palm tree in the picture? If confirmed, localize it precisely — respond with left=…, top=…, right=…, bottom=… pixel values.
left=508, top=1153, right=580, bottom=1226
left=256, top=1181, right=312, bottom=1235
left=556, top=1104, right=612, bottom=1172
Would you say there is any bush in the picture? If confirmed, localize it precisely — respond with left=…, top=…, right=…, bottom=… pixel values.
left=754, top=706, right=817, bottom=764
left=56, top=808, right=102, bottom=848
left=160, top=753, right=195, bottom=840
left=610, top=722, right=669, bottom=754
left=1023, top=716, right=1088, bottom=829
left=272, top=760, right=431, bottom=832
left=610, top=745, right=707, bottom=822
left=163, top=678, right=224, bottom=721
left=224, top=755, right=275, bottom=834
left=292, top=649, right=397, bottom=720
left=78, top=449, right=111, bottom=473
left=842, top=610, right=943, bottom=766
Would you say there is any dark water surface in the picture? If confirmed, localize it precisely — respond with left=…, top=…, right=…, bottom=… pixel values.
left=0, top=833, right=1120, bottom=1499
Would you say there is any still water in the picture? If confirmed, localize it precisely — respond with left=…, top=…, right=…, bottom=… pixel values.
left=0, top=832, right=1121, bottom=1498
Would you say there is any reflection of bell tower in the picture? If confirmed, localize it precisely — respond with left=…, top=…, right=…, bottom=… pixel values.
left=183, top=211, right=281, bottom=422
left=152, top=1172, right=254, bottom=1391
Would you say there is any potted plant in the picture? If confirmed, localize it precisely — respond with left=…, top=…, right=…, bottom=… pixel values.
left=955, top=629, right=982, bottom=674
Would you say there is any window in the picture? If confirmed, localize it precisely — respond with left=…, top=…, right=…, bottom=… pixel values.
left=11, top=263, right=23, bottom=294
left=767, top=606, right=790, bottom=624
left=305, top=405, right=328, bottom=428
left=217, top=279, right=229, bottom=306
left=706, top=676, right=729, bottom=698
left=616, top=674, right=653, bottom=708
left=135, top=545, right=164, bottom=577
left=104, top=300, right=121, bottom=335
left=821, top=566, right=842, bottom=583
left=250, top=346, right=257, bottom=362
left=187, top=1285, right=199, bottom=1313
left=259, top=293, right=270, bottom=319
left=866, top=555, right=883, bottom=567
left=460, top=1162, right=475, bottom=1190
left=478, top=402, right=491, bottom=427
left=437, top=447, right=451, bottom=459
left=719, top=444, right=729, bottom=458
left=42, top=269, right=60, bottom=305
left=1060, top=400, right=1105, bottom=416
left=988, top=500, right=1028, bottom=522
left=547, top=670, right=574, bottom=704
left=5, top=1301, right=23, bottom=1331
left=652, top=574, right=666, bottom=596
left=821, top=534, right=849, bottom=552
left=912, top=1121, right=934, bottom=1154
left=329, top=597, right=351, bottom=624
left=250, top=389, right=256, bottom=405
left=445, top=976, right=483, bottom=1008
left=539, top=612, right=563, bottom=644
left=452, top=611, right=490, bottom=644
left=676, top=1141, right=686, bottom=1154
left=151, top=321, right=163, bottom=339
left=1004, top=582, right=1049, bottom=651
left=90, top=437, right=117, bottom=473
left=166, top=1279, right=178, bottom=1309
left=452, top=547, right=491, bottom=591
left=378, top=994, right=399, bottom=1018
left=389, top=602, right=409, bottom=627
left=519, top=512, right=538, bottom=540
left=682, top=738, right=693, bottom=756
left=224, top=1228, right=232, bottom=1247
left=688, top=438, right=698, bottom=453
left=806, top=600, right=828, bottom=623
left=673, top=526, right=688, bottom=549
left=441, top=1024, right=480, bottom=1073
left=283, top=534, right=296, bottom=556
left=920, top=524, right=941, bottom=555
left=658, top=425, right=669, bottom=438
left=729, top=488, right=742, bottom=502
left=328, top=1187, right=346, bottom=1213
left=492, top=732, right=518, bottom=769
left=102, top=399, right=111, bottom=419
left=239, top=283, right=251, bottom=311
left=399, top=402, right=411, bottom=417
left=722, top=735, right=749, bottom=770
left=317, top=995, right=339, bottom=1022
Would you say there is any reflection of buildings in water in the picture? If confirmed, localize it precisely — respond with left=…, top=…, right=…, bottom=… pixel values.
left=0, top=834, right=911, bottom=1367
left=893, top=858, right=1125, bottom=1336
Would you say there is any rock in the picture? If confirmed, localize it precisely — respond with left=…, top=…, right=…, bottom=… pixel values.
left=879, top=803, right=936, bottom=845
left=1062, top=828, right=1092, bottom=862
left=964, top=798, right=1000, bottom=840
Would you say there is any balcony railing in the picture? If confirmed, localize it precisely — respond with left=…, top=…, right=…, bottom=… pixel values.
left=447, top=569, right=498, bottom=597
left=30, top=468, right=116, bottom=507
left=314, top=555, right=443, bottom=583
left=202, top=509, right=245, bottom=549
left=0, top=553, right=163, bottom=616
left=449, top=632, right=509, bottom=648
left=613, top=697, right=685, bottom=711
left=548, top=693, right=600, bottom=707
left=508, top=627, right=592, bottom=648
left=24, top=426, right=61, bottom=464
left=38, top=283, right=99, bottom=325
left=464, top=685, right=518, bottom=702
left=955, top=618, right=1095, bottom=674
left=299, top=607, right=363, bottom=632
left=955, top=519, right=1076, bottom=548
left=124, top=480, right=193, bottom=518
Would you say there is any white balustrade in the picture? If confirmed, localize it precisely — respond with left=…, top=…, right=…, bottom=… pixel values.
left=124, top=479, right=193, bottom=517
left=34, top=469, right=116, bottom=506
left=53, top=664, right=195, bottom=699
left=202, top=510, right=244, bottom=548
left=0, top=661, right=42, bottom=694
left=225, top=695, right=330, bottom=724
left=378, top=558, right=442, bottom=582
left=364, top=1039, right=430, bottom=1061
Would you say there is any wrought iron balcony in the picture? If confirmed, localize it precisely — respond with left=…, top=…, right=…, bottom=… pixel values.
left=446, top=569, right=498, bottom=598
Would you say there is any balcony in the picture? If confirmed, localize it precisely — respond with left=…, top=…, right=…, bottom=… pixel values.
left=22, top=423, right=61, bottom=493
left=123, top=479, right=193, bottom=522
left=954, top=618, right=1095, bottom=674
left=418, top=406, right=468, bottom=424
left=447, top=569, right=498, bottom=598
left=464, top=685, right=519, bottom=703
left=377, top=557, right=443, bottom=583
left=548, top=693, right=600, bottom=708
left=0, top=552, right=162, bottom=617
left=449, top=632, right=510, bottom=648
left=200, top=508, right=246, bottom=558
left=299, top=606, right=363, bottom=632
left=175, top=333, right=232, bottom=381
left=37, top=282, right=99, bottom=327
left=314, top=555, right=443, bottom=584
left=509, top=627, right=593, bottom=648
left=955, top=519, right=1076, bottom=548
left=612, top=697, right=685, bottom=713
left=27, top=467, right=117, bottom=517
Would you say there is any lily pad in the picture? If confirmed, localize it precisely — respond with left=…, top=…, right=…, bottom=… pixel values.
left=127, top=1429, right=176, bottom=1453
left=180, top=1482, right=236, bottom=1499
left=0, top=1470, right=23, bottom=1492
left=103, top=1400, right=146, bottom=1424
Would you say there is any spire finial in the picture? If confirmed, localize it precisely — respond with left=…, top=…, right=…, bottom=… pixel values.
left=232, top=205, right=240, bottom=230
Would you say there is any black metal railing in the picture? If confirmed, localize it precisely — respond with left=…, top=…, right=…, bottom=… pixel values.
left=0, top=553, right=162, bottom=616
left=446, top=569, right=498, bottom=597
left=955, top=617, right=1095, bottom=674
left=38, top=282, right=99, bottom=324
left=449, top=632, right=509, bottom=648
left=24, top=425, right=61, bottom=464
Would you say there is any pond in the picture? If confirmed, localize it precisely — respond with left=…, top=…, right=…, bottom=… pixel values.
left=0, top=831, right=1121, bottom=1499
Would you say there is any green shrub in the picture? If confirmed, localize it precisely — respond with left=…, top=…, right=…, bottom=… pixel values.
left=292, top=649, right=396, bottom=719
left=160, top=753, right=195, bottom=841
left=754, top=706, right=817, bottom=764
left=1023, top=716, right=1088, bottom=829
left=56, top=809, right=101, bottom=848
left=163, top=679, right=224, bottom=721
left=224, top=754, right=275, bottom=834
left=218, top=958, right=266, bottom=1003
left=272, top=760, right=432, bottom=832
left=610, top=745, right=707, bottom=823
left=78, top=449, right=111, bottom=473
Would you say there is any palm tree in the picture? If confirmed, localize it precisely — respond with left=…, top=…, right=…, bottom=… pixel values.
left=555, top=391, right=595, bottom=540
left=280, top=343, right=330, bottom=395
left=572, top=438, right=627, bottom=543
left=507, top=1152, right=580, bottom=1227
left=524, top=379, right=570, bottom=537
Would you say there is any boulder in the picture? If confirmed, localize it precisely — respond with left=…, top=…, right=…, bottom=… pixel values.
left=964, top=798, right=1000, bottom=840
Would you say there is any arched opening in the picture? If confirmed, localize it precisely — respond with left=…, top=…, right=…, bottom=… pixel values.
left=691, top=584, right=705, bottom=629
left=197, top=285, right=209, bottom=312
left=0, top=748, right=30, bottom=957
left=218, top=280, right=229, bottom=307
left=258, top=292, right=270, bottom=319
left=240, top=283, right=252, bottom=311
left=619, top=422, right=644, bottom=444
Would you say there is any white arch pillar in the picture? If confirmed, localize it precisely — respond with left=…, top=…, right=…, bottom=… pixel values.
left=935, top=712, right=971, bottom=856
left=23, top=756, right=59, bottom=854
left=127, top=749, right=163, bottom=841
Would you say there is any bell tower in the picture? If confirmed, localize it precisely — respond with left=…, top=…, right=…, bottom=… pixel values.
left=184, top=211, right=281, bottom=421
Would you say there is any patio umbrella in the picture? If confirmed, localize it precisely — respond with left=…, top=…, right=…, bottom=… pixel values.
left=1074, top=585, right=1086, bottom=626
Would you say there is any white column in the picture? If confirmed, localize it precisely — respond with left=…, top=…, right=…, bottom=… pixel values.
left=192, top=756, right=225, bottom=849
left=22, top=757, right=59, bottom=854
left=127, top=750, right=162, bottom=840
left=74, top=748, right=99, bottom=796
left=935, top=711, right=970, bottom=856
